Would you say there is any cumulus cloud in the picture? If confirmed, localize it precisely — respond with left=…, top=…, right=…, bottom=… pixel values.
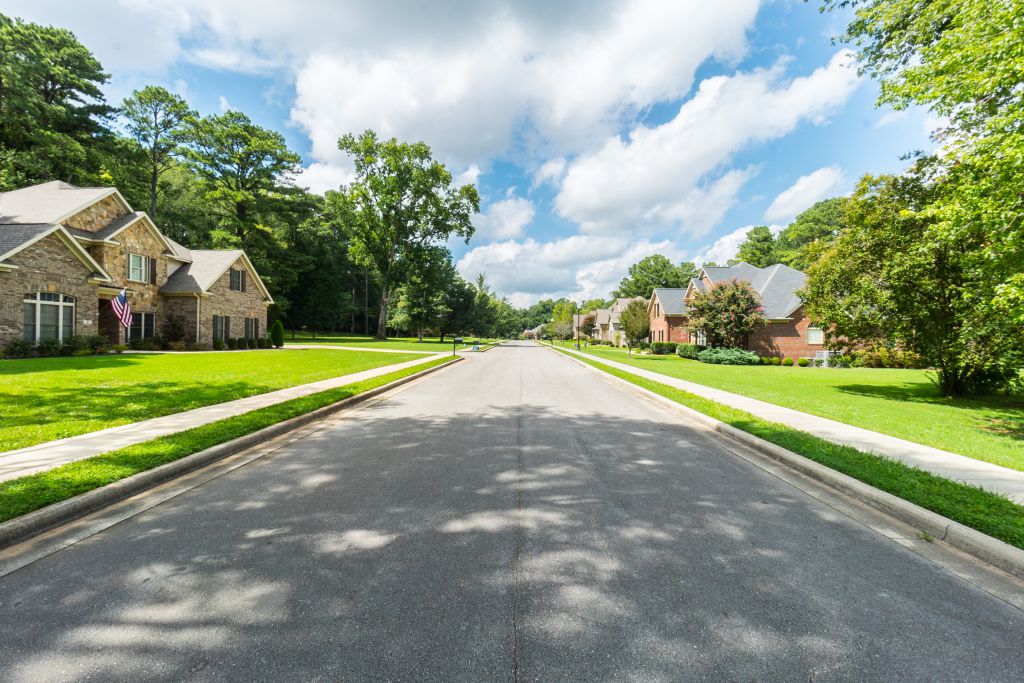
left=456, top=235, right=682, bottom=307
left=555, top=50, right=859, bottom=236
left=532, top=157, right=567, bottom=188
left=474, top=193, right=536, bottom=241
left=691, top=224, right=783, bottom=266
left=763, top=166, right=845, bottom=222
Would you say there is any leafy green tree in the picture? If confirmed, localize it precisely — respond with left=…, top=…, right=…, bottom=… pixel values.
left=804, top=165, right=1022, bottom=396
left=120, top=86, right=194, bottom=218
left=581, top=298, right=609, bottom=312
left=183, top=110, right=302, bottom=243
left=614, top=255, right=698, bottom=298
left=733, top=226, right=778, bottom=267
left=775, top=197, right=846, bottom=270
left=469, top=273, right=498, bottom=336
left=551, top=299, right=577, bottom=325
left=438, top=275, right=476, bottom=342
left=0, top=14, right=113, bottom=187
left=580, top=313, right=597, bottom=337
left=269, top=319, right=285, bottom=348
left=389, top=247, right=452, bottom=340
left=618, top=299, right=651, bottom=354
left=825, top=0, right=1024, bottom=338
left=688, top=280, right=765, bottom=348
left=328, top=130, right=478, bottom=339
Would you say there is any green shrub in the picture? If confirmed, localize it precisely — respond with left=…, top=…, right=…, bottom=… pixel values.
left=3, top=338, right=35, bottom=358
left=168, top=341, right=187, bottom=351
left=783, top=357, right=794, bottom=366
left=676, top=343, right=704, bottom=359
left=37, top=338, right=61, bottom=357
left=247, top=337, right=258, bottom=349
left=651, top=341, right=677, bottom=355
left=257, top=337, right=269, bottom=349
left=760, top=356, right=773, bottom=365
left=270, top=319, right=285, bottom=348
left=830, top=354, right=852, bottom=368
left=111, top=344, right=127, bottom=354
left=212, top=338, right=225, bottom=351
left=193, top=342, right=210, bottom=351
left=696, top=347, right=761, bottom=365
left=798, top=357, right=810, bottom=367
left=226, top=337, right=237, bottom=350
left=88, top=335, right=109, bottom=353
left=62, top=335, right=90, bottom=355
left=770, top=357, right=782, bottom=366
left=71, top=348, right=92, bottom=357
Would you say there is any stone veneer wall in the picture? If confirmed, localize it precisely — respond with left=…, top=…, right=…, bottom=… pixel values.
left=62, top=195, right=127, bottom=233
left=196, top=256, right=268, bottom=343
left=0, top=234, right=100, bottom=345
left=88, top=222, right=170, bottom=325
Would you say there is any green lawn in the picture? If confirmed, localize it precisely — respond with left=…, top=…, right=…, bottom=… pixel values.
left=561, top=350, right=1024, bottom=551
left=289, top=332, right=498, bottom=352
left=0, top=356, right=455, bottom=523
left=568, top=344, right=1024, bottom=471
left=0, top=349, right=422, bottom=452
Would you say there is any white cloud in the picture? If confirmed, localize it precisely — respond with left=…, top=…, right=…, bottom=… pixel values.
left=218, top=95, right=233, bottom=112
left=763, top=166, right=845, bottom=222
left=456, top=235, right=682, bottom=307
left=555, top=50, right=860, bottom=236
left=532, top=157, right=566, bottom=188
left=691, top=224, right=782, bottom=266
left=454, top=164, right=482, bottom=188
left=474, top=194, right=536, bottom=241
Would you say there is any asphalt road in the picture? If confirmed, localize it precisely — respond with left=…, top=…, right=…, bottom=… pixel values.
left=0, top=342, right=1021, bottom=681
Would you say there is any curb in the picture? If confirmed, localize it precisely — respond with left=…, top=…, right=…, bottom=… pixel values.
left=552, top=347, right=1024, bottom=581
left=0, top=356, right=462, bottom=549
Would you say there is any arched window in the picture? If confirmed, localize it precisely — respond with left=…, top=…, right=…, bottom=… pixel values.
left=23, top=293, right=75, bottom=342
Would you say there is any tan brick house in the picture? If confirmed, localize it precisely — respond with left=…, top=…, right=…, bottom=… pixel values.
left=0, top=181, right=272, bottom=347
left=648, top=262, right=824, bottom=359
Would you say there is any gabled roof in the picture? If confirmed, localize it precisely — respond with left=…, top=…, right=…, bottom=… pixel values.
left=164, top=236, right=194, bottom=263
left=699, top=261, right=807, bottom=319
left=651, top=288, right=688, bottom=316
left=0, top=223, right=112, bottom=281
left=0, top=181, right=123, bottom=225
left=161, top=250, right=273, bottom=302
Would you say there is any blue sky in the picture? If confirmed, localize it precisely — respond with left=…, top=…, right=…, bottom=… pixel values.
left=8, top=0, right=936, bottom=306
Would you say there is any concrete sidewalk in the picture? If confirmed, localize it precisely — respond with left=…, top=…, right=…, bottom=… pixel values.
left=0, top=353, right=445, bottom=483
left=560, top=346, right=1024, bottom=505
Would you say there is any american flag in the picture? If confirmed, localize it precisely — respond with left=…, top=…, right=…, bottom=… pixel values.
left=111, top=288, right=133, bottom=328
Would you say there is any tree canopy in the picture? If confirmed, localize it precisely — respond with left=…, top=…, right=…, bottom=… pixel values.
left=687, top=280, right=765, bottom=349
left=614, top=255, right=698, bottom=298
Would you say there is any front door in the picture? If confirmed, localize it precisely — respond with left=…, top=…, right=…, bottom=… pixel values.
left=97, top=299, right=121, bottom=344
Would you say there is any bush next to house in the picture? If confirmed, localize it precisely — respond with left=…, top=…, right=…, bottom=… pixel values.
left=270, top=319, right=285, bottom=348
left=783, top=357, right=795, bottom=366
left=247, top=337, right=258, bottom=349
left=212, top=338, right=225, bottom=351
left=257, top=337, right=269, bottom=349
left=798, top=357, right=810, bottom=367
left=696, top=347, right=761, bottom=365
left=676, top=343, right=705, bottom=359
left=3, top=339, right=35, bottom=359
left=771, top=357, right=782, bottom=366
left=226, top=338, right=237, bottom=350
left=650, top=341, right=677, bottom=355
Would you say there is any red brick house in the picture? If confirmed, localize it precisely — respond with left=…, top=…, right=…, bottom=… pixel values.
left=648, top=262, right=825, bottom=359
left=0, top=181, right=273, bottom=347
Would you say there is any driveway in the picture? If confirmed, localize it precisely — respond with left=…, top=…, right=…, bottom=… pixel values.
left=0, top=342, right=1020, bottom=680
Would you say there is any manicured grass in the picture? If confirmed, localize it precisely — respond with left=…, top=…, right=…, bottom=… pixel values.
left=289, top=332, right=499, bottom=352
left=561, top=350, right=1024, bottom=550
left=0, top=356, right=455, bottom=524
left=0, top=349, right=423, bottom=452
left=568, top=344, right=1024, bottom=471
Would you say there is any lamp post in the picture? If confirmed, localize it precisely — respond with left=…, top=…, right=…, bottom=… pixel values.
left=575, top=305, right=580, bottom=350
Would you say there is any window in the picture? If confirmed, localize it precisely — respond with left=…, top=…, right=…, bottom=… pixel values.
left=230, top=268, right=247, bottom=292
left=213, top=315, right=231, bottom=341
left=128, top=253, right=146, bottom=282
left=690, top=330, right=706, bottom=346
left=129, top=312, right=156, bottom=340
left=807, top=327, right=824, bottom=345
left=23, top=293, right=75, bottom=342
left=244, top=317, right=260, bottom=339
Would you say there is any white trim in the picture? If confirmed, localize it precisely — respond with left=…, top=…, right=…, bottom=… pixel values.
left=0, top=225, right=112, bottom=282
left=22, top=292, right=76, bottom=343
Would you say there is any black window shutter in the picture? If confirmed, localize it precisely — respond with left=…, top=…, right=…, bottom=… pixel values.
left=242, top=270, right=247, bottom=292
left=149, top=258, right=157, bottom=285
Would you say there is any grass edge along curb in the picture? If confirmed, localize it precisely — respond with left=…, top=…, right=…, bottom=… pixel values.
left=555, top=348, right=1024, bottom=575
left=0, top=356, right=459, bottom=545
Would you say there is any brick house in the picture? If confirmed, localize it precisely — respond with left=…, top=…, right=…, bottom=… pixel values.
left=647, top=262, right=825, bottom=359
left=583, top=297, right=644, bottom=345
left=0, top=181, right=273, bottom=347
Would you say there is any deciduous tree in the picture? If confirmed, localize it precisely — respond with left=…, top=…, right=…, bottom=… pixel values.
left=614, top=255, right=698, bottom=298
left=618, top=299, right=651, bottom=354
left=688, top=280, right=765, bottom=349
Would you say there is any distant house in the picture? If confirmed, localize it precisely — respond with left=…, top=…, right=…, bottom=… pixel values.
left=585, top=297, right=644, bottom=345
left=648, top=262, right=824, bottom=358
left=0, top=181, right=273, bottom=347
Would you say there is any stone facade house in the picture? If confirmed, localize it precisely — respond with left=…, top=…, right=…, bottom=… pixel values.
left=0, top=181, right=273, bottom=347
left=586, top=297, right=644, bottom=346
left=648, top=262, right=824, bottom=359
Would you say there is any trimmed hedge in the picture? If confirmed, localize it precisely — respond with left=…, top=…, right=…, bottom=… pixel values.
left=783, top=357, right=795, bottom=366
left=650, top=341, right=677, bottom=355
left=677, top=343, right=705, bottom=359
left=696, top=347, right=761, bottom=365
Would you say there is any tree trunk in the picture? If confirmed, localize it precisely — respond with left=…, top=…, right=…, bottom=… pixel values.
left=417, top=327, right=424, bottom=342
left=376, top=288, right=389, bottom=340
left=149, top=164, right=158, bottom=218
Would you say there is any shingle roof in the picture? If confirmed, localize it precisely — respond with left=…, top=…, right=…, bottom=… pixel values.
left=701, top=262, right=807, bottom=319
left=164, top=236, right=193, bottom=262
left=0, top=181, right=115, bottom=224
left=0, top=223, right=55, bottom=260
left=652, top=288, right=688, bottom=316
left=160, top=250, right=243, bottom=293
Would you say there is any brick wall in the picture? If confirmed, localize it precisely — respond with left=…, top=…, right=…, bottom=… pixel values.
left=197, top=257, right=268, bottom=343
left=63, top=195, right=127, bottom=232
left=164, top=295, right=200, bottom=342
left=0, top=234, right=100, bottom=345
left=747, top=307, right=822, bottom=359
left=648, top=313, right=689, bottom=343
